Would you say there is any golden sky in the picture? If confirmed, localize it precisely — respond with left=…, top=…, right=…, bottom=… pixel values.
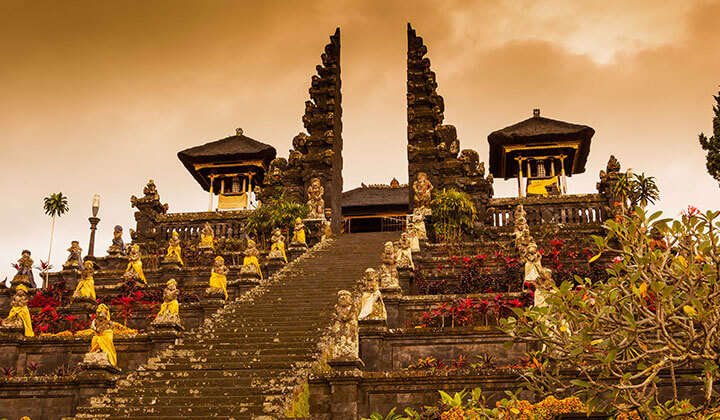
left=1, top=0, right=719, bottom=283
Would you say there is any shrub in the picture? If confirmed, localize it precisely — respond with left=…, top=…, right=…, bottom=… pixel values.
left=245, top=193, right=308, bottom=247
left=430, top=189, right=476, bottom=243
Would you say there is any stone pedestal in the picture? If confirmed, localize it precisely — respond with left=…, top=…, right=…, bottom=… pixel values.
left=79, top=352, right=121, bottom=374
left=0, top=324, right=24, bottom=338
left=57, top=269, right=81, bottom=293
left=288, top=243, right=308, bottom=262
left=359, top=320, right=388, bottom=371
left=398, top=267, right=413, bottom=294
left=104, top=255, right=129, bottom=271
left=159, top=260, right=182, bottom=284
left=64, top=296, right=98, bottom=315
left=238, top=265, right=262, bottom=282
left=325, top=359, right=363, bottom=420
left=265, top=258, right=285, bottom=278
left=380, top=285, right=402, bottom=298
left=10, top=274, right=33, bottom=291
left=303, top=218, right=325, bottom=247
left=151, top=312, right=183, bottom=332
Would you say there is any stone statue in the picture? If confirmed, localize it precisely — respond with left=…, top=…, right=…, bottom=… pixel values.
left=395, top=232, right=414, bottom=270
left=14, top=250, right=34, bottom=287
left=124, top=245, right=147, bottom=285
left=407, top=223, right=421, bottom=253
left=413, top=172, right=433, bottom=214
left=199, top=222, right=215, bottom=250
left=321, top=219, right=332, bottom=241
left=107, top=225, right=125, bottom=256
left=379, top=241, right=399, bottom=290
left=83, top=304, right=118, bottom=368
left=358, top=268, right=386, bottom=322
left=307, top=177, right=325, bottom=219
left=329, top=290, right=359, bottom=360
left=73, top=260, right=96, bottom=302
left=207, top=256, right=228, bottom=300
left=143, top=179, right=160, bottom=201
left=1, top=285, right=34, bottom=337
left=268, top=228, right=287, bottom=263
left=411, top=210, right=427, bottom=240
left=241, top=239, right=263, bottom=280
left=291, top=217, right=307, bottom=245
left=164, top=230, right=184, bottom=266
left=152, top=279, right=181, bottom=329
left=64, top=241, right=83, bottom=269
left=533, top=267, right=555, bottom=308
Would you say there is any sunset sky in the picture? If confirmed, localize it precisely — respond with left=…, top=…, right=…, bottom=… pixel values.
left=1, top=0, right=719, bottom=285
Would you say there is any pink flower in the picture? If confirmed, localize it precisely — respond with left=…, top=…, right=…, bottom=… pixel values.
left=612, top=256, right=623, bottom=263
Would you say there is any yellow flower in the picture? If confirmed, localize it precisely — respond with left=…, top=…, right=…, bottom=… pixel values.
left=683, top=305, right=698, bottom=318
left=677, top=255, right=688, bottom=268
left=590, top=339, right=603, bottom=346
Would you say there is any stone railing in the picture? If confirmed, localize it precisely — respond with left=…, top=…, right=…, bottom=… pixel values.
left=155, top=210, right=252, bottom=241
left=486, top=194, right=608, bottom=227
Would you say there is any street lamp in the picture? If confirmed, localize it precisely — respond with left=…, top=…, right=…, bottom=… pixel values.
left=87, top=194, right=101, bottom=261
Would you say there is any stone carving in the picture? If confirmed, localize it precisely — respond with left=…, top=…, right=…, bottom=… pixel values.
left=513, top=205, right=554, bottom=307
left=379, top=241, right=399, bottom=290
left=358, top=268, right=387, bottom=322
left=412, top=172, right=433, bottom=215
left=83, top=304, right=117, bottom=369
left=321, top=219, right=332, bottom=241
left=73, top=260, right=96, bottom=302
left=207, top=256, right=228, bottom=300
left=164, top=230, right=184, bottom=266
left=64, top=241, right=83, bottom=270
left=291, top=217, right=307, bottom=245
left=12, top=250, right=34, bottom=288
left=597, top=154, right=626, bottom=219
left=307, top=177, right=325, bottom=219
left=513, top=205, right=533, bottom=262
left=152, top=279, right=182, bottom=329
left=1, top=285, right=34, bottom=336
left=329, top=290, right=359, bottom=360
left=107, top=225, right=126, bottom=256
left=411, top=210, right=427, bottom=240
left=261, top=29, right=343, bottom=234
left=395, top=232, right=415, bottom=270
left=199, top=222, right=214, bottom=251
left=268, top=228, right=287, bottom=263
left=241, top=239, right=263, bottom=280
left=124, top=245, right=147, bottom=285
left=130, top=180, right=168, bottom=245
left=407, top=223, right=421, bottom=253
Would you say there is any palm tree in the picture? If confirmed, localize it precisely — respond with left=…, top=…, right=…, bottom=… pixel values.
left=631, top=173, right=660, bottom=208
left=43, top=193, right=69, bottom=287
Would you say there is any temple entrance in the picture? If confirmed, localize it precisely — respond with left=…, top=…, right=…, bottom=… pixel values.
left=341, top=182, right=409, bottom=233
left=343, top=215, right=406, bottom=233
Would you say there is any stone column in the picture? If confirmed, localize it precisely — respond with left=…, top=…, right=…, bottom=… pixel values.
left=87, top=216, right=100, bottom=261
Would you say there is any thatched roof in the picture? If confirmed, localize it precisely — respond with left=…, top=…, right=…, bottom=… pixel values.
left=487, top=113, right=595, bottom=179
left=177, top=132, right=277, bottom=191
left=342, top=186, right=409, bottom=208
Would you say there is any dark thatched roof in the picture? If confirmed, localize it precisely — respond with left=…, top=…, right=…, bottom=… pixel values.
left=178, top=133, right=277, bottom=192
left=487, top=114, right=595, bottom=179
left=342, top=186, right=409, bottom=208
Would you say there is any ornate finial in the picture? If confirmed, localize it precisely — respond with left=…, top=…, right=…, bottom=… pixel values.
left=236, top=128, right=243, bottom=136
left=533, top=108, right=540, bottom=118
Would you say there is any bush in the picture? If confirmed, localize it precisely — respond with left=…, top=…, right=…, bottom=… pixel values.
left=430, top=189, right=476, bottom=243
left=245, top=193, right=309, bottom=247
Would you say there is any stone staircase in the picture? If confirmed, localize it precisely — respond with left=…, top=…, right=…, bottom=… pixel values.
left=70, top=232, right=398, bottom=420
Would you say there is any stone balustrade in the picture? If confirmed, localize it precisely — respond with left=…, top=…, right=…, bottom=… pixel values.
left=155, top=210, right=252, bottom=241
left=486, top=193, right=608, bottom=227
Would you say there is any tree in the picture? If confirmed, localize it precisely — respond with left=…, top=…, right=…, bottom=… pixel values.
left=42, top=193, right=69, bottom=288
left=501, top=208, right=720, bottom=417
left=699, top=89, right=720, bottom=186
left=245, top=193, right=308, bottom=247
left=429, top=188, right=477, bottom=243
left=611, top=172, right=659, bottom=209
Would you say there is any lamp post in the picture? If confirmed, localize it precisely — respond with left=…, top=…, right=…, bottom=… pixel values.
left=87, top=194, right=101, bottom=261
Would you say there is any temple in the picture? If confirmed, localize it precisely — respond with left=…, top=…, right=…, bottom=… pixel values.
left=0, top=23, right=693, bottom=420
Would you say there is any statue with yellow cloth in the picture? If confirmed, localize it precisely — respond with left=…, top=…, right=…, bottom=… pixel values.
left=124, top=245, right=147, bottom=284
left=241, top=239, right=263, bottom=280
left=207, top=256, right=229, bottom=300
left=1, top=285, right=34, bottom=337
left=291, top=218, right=306, bottom=245
left=82, top=304, right=118, bottom=369
left=164, top=230, right=184, bottom=266
left=73, top=260, right=96, bottom=302
left=268, top=228, right=287, bottom=263
left=152, top=279, right=182, bottom=329
left=198, top=222, right=215, bottom=251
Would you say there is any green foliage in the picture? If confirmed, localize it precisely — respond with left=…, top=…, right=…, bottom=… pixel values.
left=43, top=192, right=69, bottom=217
left=611, top=172, right=659, bottom=209
left=245, top=193, right=308, bottom=247
left=500, top=207, right=720, bottom=417
left=699, top=90, right=720, bottom=186
left=285, top=381, right=309, bottom=418
left=430, top=188, right=476, bottom=243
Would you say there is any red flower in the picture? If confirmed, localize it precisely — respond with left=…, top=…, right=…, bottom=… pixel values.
left=462, top=257, right=471, bottom=264
left=476, top=254, right=487, bottom=260
left=64, top=315, right=79, bottom=323
left=612, top=256, right=623, bottom=263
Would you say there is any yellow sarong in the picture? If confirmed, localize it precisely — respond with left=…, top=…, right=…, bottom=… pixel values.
left=166, top=246, right=184, bottom=265
left=6, top=305, right=34, bottom=337
left=126, top=260, right=147, bottom=284
left=243, top=256, right=264, bottom=280
left=209, top=272, right=228, bottom=300
left=292, top=229, right=306, bottom=244
left=158, top=300, right=179, bottom=315
left=527, top=176, right=559, bottom=197
left=74, top=276, right=96, bottom=300
left=200, top=234, right=214, bottom=249
left=271, top=242, right=288, bottom=263
left=90, top=328, right=117, bottom=367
